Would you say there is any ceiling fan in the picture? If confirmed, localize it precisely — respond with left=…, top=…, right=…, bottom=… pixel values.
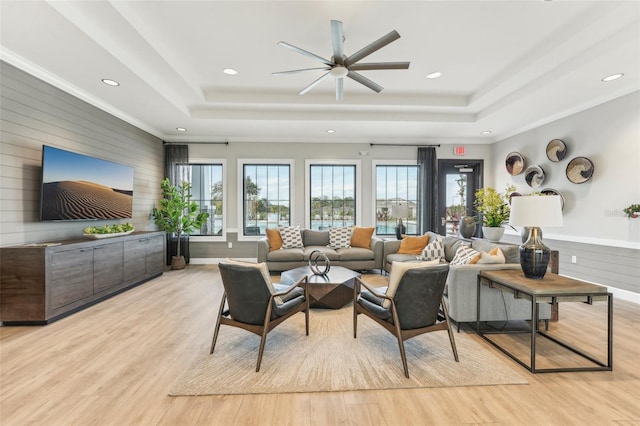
left=273, top=20, right=410, bottom=101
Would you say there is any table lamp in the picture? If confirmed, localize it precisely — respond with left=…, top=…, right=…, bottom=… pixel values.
left=391, top=203, right=409, bottom=240
left=509, top=195, right=563, bottom=279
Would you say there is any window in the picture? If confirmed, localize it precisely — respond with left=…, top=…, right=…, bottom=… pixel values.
left=239, top=160, right=292, bottom=237
left=374, top=163, right=419, bottom=236
left=187, top=161, right=225, bottom=240
left=307, top=162, right=358, bottom=230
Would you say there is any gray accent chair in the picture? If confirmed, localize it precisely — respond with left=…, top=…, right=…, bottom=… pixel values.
left=211, top=262, right=310, bottom=372
left=353, top=264, right=458, bottom=378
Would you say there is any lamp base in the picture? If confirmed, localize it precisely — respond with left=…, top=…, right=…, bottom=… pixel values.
left=519, top=227, right=550, bottom=279
left=395, top=219, right=406, bottom=240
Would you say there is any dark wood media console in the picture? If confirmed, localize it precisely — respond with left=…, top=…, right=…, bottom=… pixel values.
left=1, top=231, right=165, bottom=325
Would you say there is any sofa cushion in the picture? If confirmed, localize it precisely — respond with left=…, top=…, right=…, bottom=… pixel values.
left=387, top=253, right=421, bottom=265
left=337, top=246, right=375, bottom=261
left=265, top=228, right=283, bottom=251
left=351, top=226, right=375, bottom=249
left=442, top=236, right=470, bottom=262
left=302, top=229, right=330, bottom=247
left=304, top=246, right=340, bottom=261
left=477, top=247, right=506, bottom=264
left=267, top=248, right=304, bottom=262
left=386, top=260, right=440, bottom=308
left=329, top=227, right=353, bottom=249
left=421, top=236, right=445, bottom=261
left=450, top=245, right=481, bottom=265
left=397, top=234, right=430, bottom=255
left=471, top=240, right=520, bottom=263
left=279, top=226, right=303, bottom=249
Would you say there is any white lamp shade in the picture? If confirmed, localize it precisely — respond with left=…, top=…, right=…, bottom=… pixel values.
left=509, top=195, right=563, bottom=227
left=391, top=204, right=409, bottom=218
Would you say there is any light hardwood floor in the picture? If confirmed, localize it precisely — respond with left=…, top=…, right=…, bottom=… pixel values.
left=1, top=265, right=638, bottom=425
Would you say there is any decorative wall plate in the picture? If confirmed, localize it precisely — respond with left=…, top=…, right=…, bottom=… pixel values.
left=566, top=157, right=594, bottom=184
left=524, top=165, right=545, bottom=188
left=540, top=188, right=565, bottom=211
left=546, top=139, right=567, bottom=162
left=505, top=152, right=526, bottom=176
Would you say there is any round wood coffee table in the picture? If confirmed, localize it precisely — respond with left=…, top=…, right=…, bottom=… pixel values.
left=280, top=266, right=361, bottom=309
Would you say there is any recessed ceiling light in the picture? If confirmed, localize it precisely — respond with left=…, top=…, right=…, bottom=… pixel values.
left=601, top=73, right=623, bottom=82
left=101, top=78, right=120, bottom=86
left=176, top=127, right=187, bottom=132
left=481, top=130, right=492, bottom=135
left=426, top=71, right=442, bottom=79
left=223, top=68, right=238, bottom=75
left=327, top=129, right=336, bottom=133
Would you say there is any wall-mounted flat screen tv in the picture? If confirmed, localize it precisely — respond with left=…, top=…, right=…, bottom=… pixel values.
left=40, top=145, right=134, bottom=221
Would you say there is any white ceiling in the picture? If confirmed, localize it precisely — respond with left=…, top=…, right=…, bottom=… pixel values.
left=1, top=1, right=638, bottom=145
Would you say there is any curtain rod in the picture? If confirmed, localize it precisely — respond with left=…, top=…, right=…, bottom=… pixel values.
left=163, top=141, right=229, bottom=145
left=370, top=143, right=440, bottom=147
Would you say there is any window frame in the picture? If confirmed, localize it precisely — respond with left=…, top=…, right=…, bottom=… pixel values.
left=305, top=159, right=361, bottom=230
left=237, top=158, right=295, bottom=241
left=372, top=160, right=420, bottom=237
left=188, top=158, right=227, bottom=242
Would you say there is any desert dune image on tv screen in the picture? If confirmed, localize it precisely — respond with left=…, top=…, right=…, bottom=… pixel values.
left=41, top=146, right=134, bottom=221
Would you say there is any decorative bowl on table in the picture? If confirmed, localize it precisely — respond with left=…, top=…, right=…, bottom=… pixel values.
left=83, top=223, right=135, bottom=239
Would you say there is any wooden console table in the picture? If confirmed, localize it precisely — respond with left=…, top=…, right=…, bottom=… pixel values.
left=477, top=270, right=612, bottom=373
left=1, top=231, right=165, bottom=325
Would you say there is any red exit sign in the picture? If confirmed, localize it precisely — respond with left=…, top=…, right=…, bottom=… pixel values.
left=454, top=146, right=465, bottom=156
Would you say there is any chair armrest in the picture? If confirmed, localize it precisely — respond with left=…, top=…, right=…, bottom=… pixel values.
left=355, top=276, right=390, bottom=301
left=273, top=275, right=308, bottom=297
left=257, top=238, right=269, bottom=263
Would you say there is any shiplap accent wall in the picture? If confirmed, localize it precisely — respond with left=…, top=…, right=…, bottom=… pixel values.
left=0, top=61, right=163, bottom=247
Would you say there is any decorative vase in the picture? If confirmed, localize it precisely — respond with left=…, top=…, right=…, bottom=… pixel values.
left=482, top=226, right=505, bottom=242
left=171, top=255, right=186, bottom=270
left=459, top=217, right=476, bottom=239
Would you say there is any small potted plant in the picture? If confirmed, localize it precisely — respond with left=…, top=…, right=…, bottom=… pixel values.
left=474, top=185, right=515, bottom=242
left=623, top=204, right=640, bottom=219
left=152, top=178, right=209, bottom=270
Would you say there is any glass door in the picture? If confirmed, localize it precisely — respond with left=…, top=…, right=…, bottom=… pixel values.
left=437, top=160, right=483, bottom=237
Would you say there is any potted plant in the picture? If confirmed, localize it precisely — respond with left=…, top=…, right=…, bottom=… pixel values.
left=474, top=185, right=515, bottom=242
left=623, top=204, right=640, bottom=219
left=152, top=178, right=209, bottom=270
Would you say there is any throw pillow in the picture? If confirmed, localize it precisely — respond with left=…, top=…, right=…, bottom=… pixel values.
left=421, top=236, right=445, bottom=261
left=265, top=228, right=282, bottom=251
left=450, top=245, right=481, bottom=265
left=477, top=247, right=506, bottom=264
left=350, top=227, right=375, bottom=249
left=397, top=234, right=430, bottom=255
left=223, top=258, right=282, bottom=303
left=328, top=226, right=353, bottom=249
left=279, top=225, right=303, bottom=249
left=385, top=260, right=441, bottom=308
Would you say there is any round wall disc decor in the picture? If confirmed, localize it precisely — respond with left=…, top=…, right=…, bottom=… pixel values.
left=566, top=157, right=594, bottom=184
left=505, top=152, right=526, bottom=176
left=524, top=165, right=545, bottom=188
left=546, top=139, right=567, bottom=162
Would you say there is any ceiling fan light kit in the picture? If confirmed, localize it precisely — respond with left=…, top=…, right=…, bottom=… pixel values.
left=273, top=20, right=410, bottom=101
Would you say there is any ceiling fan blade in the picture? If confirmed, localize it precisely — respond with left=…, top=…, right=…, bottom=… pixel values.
left=299, top=72, right=331, bottom=95
left=272, top=67, right=331, bottom=75
left=331, top=20, right=344, bottom=65
left=277, top=41, right=332, bottom=66
left=336, top=78, right=344, bottom=101
left=343, top=30, right=401, bottom=68
left=348, top=61, right=410, bottom=71
left=347, top=71, right=383, bottom=93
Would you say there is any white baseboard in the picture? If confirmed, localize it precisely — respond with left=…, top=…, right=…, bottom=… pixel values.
left=189, top=258, right=257, bottom=264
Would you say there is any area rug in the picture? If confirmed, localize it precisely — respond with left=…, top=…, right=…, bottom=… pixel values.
left=169, top=307, right=527, bottom=396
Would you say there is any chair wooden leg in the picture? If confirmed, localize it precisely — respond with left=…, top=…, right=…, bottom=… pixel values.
left=353, top=305, right=358, bottom=338
left=441, top=297, right=459, bottom=362
left=210, top=293, right=228, bottom=354
left=391, top=305, right=410, bottom=378
left=256, top=299, right=276, bottom=372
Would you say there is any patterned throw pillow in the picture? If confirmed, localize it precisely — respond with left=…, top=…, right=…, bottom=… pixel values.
left=329, top=227, right=353, bottom=249
left=421, top=237, right=445, bottom=261
left=477, top=247, right=506, bottom=264
left=279, top=226, right=303, bottom=249
left=450, top=245, right=481, bottom=265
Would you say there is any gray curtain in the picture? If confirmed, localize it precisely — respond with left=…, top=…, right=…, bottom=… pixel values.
left=164, top=144, right=189, bottom=184
left=417, top=147, right=437, bottom=233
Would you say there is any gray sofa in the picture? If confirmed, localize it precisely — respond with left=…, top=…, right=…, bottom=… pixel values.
left=257, top=229, right=384, bottom=272
left=383, top=231, right=551, bottom=326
